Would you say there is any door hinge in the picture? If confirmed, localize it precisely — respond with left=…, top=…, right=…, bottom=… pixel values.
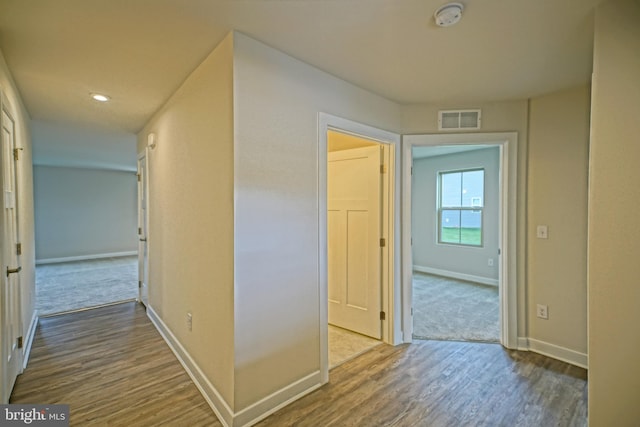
left=138, top=281, right=142, bottom=289
left=138, top=227, right=142, bottom=235
left=16, top=243, right=22, bottom=255
left=137, top=174, right=141, bottom=182
left=380, top=311, right=386, bottom=321
left=380, top=164, right=387, bottom=174
left=380, top=238, right=386, bottom=247
left=17, top=336, right=23, bottom=349
left=13, top=148, right=20, bottom=161
left=411, top=307, right=414, bottom=316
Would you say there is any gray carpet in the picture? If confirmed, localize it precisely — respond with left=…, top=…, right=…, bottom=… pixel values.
left=413, top=273, right=499, bottom=343
left=36, top=256, right=138, bottom=315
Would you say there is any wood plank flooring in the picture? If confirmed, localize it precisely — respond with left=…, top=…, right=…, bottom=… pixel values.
left=10, top=302, right=221, bottom=426
left=11, top=301, right=587, bottom=427
left=258, top=340, right=587, bottom=427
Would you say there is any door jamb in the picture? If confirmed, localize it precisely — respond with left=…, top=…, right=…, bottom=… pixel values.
left=402, top=132, right=518, bottom=348
left=318, top=113, right=402, bottom=384
left=137, top=148, right=149, bottom=306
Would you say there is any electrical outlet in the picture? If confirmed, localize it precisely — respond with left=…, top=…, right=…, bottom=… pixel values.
left=488, top=258, right=494, bottom=267
left=187, top=312, right=192, bottom=331
left=536, top=304, right=548, bottom=319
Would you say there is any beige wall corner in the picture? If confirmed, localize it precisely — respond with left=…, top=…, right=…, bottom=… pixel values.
left=589, top=0, right=640, bottom=424
left=137, top=33, right=236, bottom=410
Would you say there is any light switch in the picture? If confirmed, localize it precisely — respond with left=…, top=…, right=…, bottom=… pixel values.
left=536, top=225, right=548, bottom=239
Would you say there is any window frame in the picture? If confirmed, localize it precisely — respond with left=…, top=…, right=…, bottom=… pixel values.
left=437, top=167, right=485, bottom=247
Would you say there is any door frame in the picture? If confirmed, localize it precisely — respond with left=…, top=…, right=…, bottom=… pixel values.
left=0, top=92, right=23, bottom=403
left=137, top=148, right=150, bottom=306
left=318, top=113, right=401, bottom=384
left=402, top=132, right=518, bottom=348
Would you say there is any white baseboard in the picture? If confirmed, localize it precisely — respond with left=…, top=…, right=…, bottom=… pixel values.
left=235, top=372, right=321, bottom=427
left=147, top=306, right=323, bottom=427
left=517, top=337, right=588, bottom=369
left=413, top=265, right=498, bottom=287
left=146, top=306, right=234, bottom=427
left=22, top=311, right=39, bottom=370
left=36, top=251, right=138, bottom=265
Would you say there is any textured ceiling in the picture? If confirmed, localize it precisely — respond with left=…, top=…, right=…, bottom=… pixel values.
left=0, top=0, right=601, bottom=134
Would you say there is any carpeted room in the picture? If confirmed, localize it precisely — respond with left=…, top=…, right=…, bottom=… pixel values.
left=411, top=145, right=501, bottom=343
left=32, top=124, right=139, bottom=315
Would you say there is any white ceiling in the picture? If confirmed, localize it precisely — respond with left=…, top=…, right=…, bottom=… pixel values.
left=0, top=0, right=601, bottom=134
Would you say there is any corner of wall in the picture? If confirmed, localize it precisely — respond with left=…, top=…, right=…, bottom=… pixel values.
left=136, top=30, right=236, bottom=420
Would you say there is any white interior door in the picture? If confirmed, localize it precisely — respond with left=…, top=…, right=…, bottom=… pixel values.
left=137, top=152, right=149, bottom=307
left=328, top=145, right=382, bottom=339
left=1, top=106, right=22, bottom=402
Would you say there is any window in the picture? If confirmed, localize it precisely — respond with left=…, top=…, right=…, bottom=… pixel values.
left=438, top=169, right=484, bottom=246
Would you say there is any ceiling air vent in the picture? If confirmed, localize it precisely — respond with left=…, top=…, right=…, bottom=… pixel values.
left=438, top=109, right=482, bottom=131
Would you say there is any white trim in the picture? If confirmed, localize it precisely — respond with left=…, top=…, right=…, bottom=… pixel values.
left=35, top=251, right=138, bottom=265
left=522, top=337, right=588, bottom=369
left=22, top=311, right=38, bottom=370
left=137, top=148, right=150, bottom=306
left=234, top=372, right=322, bottom=427
left=318, top=113, right=402, bottom=385
left=146, top=306, right=234, bottom=427
left=413, top=265, right=498, bottom=287
left=403, top=132, right=518, bottom=349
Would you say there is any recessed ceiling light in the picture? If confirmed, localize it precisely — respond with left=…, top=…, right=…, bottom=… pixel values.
left=434, top=2, right=464, bottom=27
left=91, top=93, right=110, bottom=102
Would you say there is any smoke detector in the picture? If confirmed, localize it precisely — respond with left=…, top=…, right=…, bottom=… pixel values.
left=434, top=2, right=464, bottom=27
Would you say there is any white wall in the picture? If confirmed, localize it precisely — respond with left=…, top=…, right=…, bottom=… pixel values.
left=0, top=47, right=36, bottom=399
left=33, top=166, right=137, bottom=261
left=232, top=31, right=401, bottom=416
left=588, top=0, right=640, bottom=424
left=412, top=147, right=500, bottom=284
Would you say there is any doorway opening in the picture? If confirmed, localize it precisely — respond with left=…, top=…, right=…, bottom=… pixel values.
left=319, top=114, right=401, bottom=383
left=33, top=161, right=140, bottom=315
left=402, top=133, right=519, bottom=349
left=411, top=145, right=500, bottom=343
left=327, top=131, right=386, bottom=367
